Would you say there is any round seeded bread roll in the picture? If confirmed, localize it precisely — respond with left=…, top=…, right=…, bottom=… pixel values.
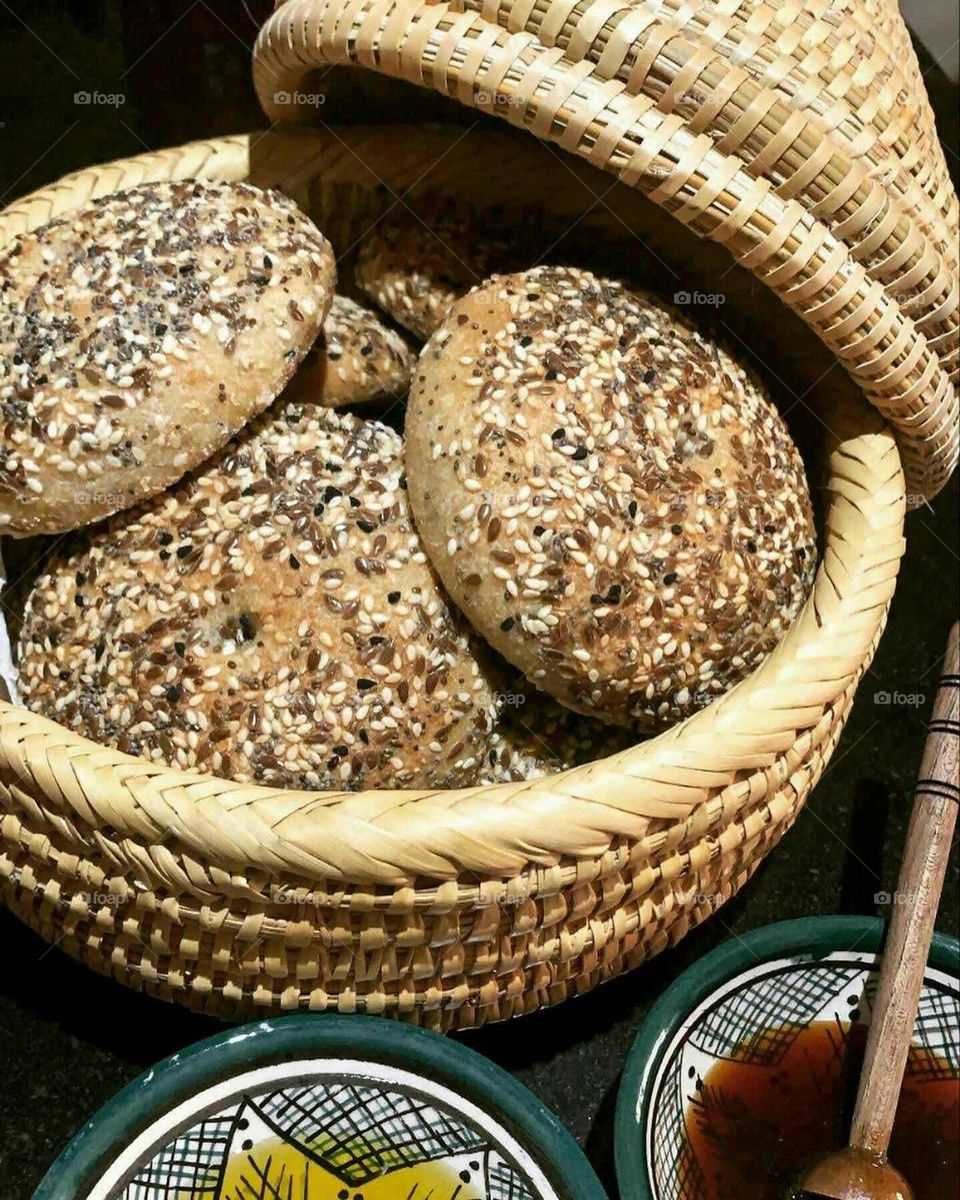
left=283, top=294, right=414, bottom=409
left=478, top=689, right=635, bottom=784
left=18, top=403, right=502, bottom=790
left=0, top=180, right=335, bottom=537
left=406, top=266, right=817, bottom=731
left=355, top=201, right=543, bottom=340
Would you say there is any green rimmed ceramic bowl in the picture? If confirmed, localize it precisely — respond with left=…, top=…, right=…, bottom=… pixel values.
left=35, top=1014, right=608, bottom=1200
left=615, top=916, right=960, bottom=1200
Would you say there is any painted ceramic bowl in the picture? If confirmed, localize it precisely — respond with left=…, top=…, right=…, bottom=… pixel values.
left=35, top=1015, right=607, bottom=1200
left=615, top=916, right=960, bottom=1200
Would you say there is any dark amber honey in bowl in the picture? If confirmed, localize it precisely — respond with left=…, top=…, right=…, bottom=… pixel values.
left=684, top=1020, right=958, bottom=1200
left=615, top=920, right=960, bottom=1200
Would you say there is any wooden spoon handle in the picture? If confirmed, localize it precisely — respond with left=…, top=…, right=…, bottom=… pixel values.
left=850, top=622, right=959, bottom=1157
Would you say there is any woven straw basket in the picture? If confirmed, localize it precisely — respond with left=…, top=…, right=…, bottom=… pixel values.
left=0, top=0, right=954, bottom=1029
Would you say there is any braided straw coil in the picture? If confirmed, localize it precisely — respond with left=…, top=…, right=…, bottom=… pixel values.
left=253, top=0, right=959, bottom=505
left=0, top=128, right=906, bottom=1026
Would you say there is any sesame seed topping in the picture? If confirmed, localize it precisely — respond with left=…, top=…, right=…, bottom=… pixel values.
left=0, top=179, right=334, bottom=535
left=407, top=266, right=817, bottom=731
left=283, top=294, right=414, bottom=410
left=18, top=402, right=502, bottom=790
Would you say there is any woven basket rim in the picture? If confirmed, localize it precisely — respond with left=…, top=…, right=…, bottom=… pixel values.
left=0, top=128, right=906, bottom=885
left=250, top=0, right=959, bottom=504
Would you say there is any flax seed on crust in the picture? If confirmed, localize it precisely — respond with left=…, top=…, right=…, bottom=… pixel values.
left=355, top=200, right=544, bottom=341
left=406, top=266, right=817, bottom=731
left=479, top=688, right=636, bottom=784
left=18, top=403, right=502, bottom=791
left=284, top=295, right=414, bottom=409
left=0, top=180, right=335, bottom=536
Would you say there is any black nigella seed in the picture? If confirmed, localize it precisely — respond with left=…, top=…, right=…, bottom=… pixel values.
left=238, top=612, right=257, bottom=643
left=165, top=684, right=182, bottom=703
left=357, top=678, right=374, bottom=691
left=663, top=572, right=678, bottom=585
left=500, top=617, right=515, bottom=631
left=387, top=591, right=400, bottom=603
left=572, top=446, right=588, bottom=461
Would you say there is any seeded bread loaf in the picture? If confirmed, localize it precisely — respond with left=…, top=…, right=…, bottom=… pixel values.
left=284, top=294, right=414, bottom=409
left=479, top=687, right=636, bottom=783
left=406, top=266, right=817, bottom=730
left=19, top=403, right=502, bottom=790
left=355, top=200, right=543, bottom=340
left=0, top=180, right=334, bottom=536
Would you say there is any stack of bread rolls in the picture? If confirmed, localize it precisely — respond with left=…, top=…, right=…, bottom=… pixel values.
left=3, top=182, right=816, bottom=791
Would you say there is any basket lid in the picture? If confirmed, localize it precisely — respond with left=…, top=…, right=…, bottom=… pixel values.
left=251, top=0, right=959, bottom=504
left=33, top=1014, right=608, bottom=1200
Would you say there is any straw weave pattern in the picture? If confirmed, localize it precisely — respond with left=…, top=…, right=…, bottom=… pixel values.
left=253, top=0, right=959, bottom=503
left=0, top=104, right=913, bottom=1024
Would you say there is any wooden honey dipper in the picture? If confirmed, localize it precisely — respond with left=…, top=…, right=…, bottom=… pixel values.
left=788, top=622, right=959, bottom=1199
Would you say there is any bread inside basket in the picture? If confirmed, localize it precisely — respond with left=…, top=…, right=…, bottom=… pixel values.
left=0, top=125, right=906, bottom=1024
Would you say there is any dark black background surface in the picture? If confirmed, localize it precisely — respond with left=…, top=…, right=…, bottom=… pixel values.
left=0, top=4, right=957, bottom=1197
